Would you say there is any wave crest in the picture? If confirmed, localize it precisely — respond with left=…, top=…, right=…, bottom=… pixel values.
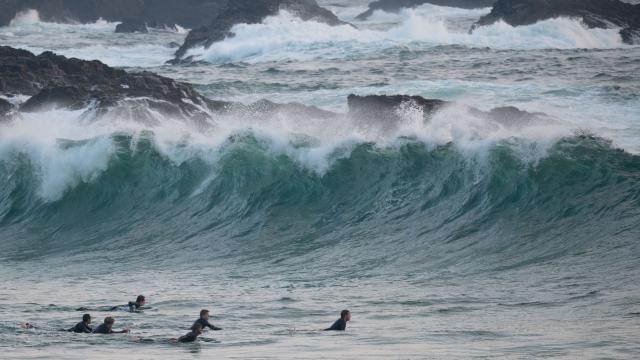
left=187, top=7, right=625, bottom=63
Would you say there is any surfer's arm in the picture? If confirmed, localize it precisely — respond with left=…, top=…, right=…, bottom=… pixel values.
left=203, top=319, right=222, bottom=330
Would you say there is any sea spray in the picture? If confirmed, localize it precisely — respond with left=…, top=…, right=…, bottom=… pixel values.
left=186, top=9, right=625, bottom=63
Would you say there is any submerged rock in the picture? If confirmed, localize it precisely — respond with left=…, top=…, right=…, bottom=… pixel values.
left=471, top=0, right=640, bottom=44
left=356, top=0, right=496, bottom=20
left=231, top=99, right=338, bottom=119
left=468, top=106, right=553, bottom=128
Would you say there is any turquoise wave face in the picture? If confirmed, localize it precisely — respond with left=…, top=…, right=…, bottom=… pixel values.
left=1, top=132, right=638, bottom=275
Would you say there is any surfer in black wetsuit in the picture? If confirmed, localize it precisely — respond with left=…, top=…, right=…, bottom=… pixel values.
left=178, top=323, right=203, bottom=343
left=68, top=314, right=93, bottom=333
left=93, top=316, right=130, bottom=334
left=324, top=310, right=351, bottom=331
left=192, top=309, right=222, bottom=331
left=110, top=295, right=146, bottom=312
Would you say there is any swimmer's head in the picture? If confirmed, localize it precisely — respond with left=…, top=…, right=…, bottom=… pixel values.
left=136, top=295, right=146, bottom=306
left=83, top=314, right=91, bottom=324
left=104, top=316, right=115, bottom=330
left=200, top=309, right=209, bottom=321
left=341, top=310, right=351, bottom=321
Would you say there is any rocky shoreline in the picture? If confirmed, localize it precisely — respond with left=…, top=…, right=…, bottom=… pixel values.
left=0, top=0, right=348, bottom=63
left=2, top=0, right=638, bottom=63
left=0, top=46, right=551, bottom=131
left=471, top=0, right=640, bottom=44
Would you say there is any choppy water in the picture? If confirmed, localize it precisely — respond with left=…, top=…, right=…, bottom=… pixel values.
left=1, top=2, right=639, bottom=359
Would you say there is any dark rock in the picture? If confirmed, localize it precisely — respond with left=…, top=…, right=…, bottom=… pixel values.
left=0, top=0, right=226, bottom=29
left=356, top=0, right=496, bottom=20
left=0, top=1, right=347, bottom=63
left=115, top=19, right=148, bottom=34
left=472, top=0, right=640, bottom=44
left=0, top=46, right=219, bottom=122
left=469, top=105, right=553, bottom=128
left=174, top=0, right=347, bottom=59
left=347, top=94, right=448, bottom=123
left=21, top=86, right=90, bottom=112
left=0, top=98, right=16, bottom=121
left=346, top=94, right=552, bottom=130
left=620, top=27, right=640, bottom=43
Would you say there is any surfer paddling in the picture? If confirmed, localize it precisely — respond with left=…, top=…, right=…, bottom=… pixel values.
left=93, top=316, right=130, bottom=334
left=192, top=309, right=222, bottom=331
left=324, top=310, right=351, bottom=331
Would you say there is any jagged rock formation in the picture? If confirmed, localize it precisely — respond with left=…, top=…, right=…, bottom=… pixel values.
left=471, top=0, right=640, bottom=44
left=174, top=0, right=346, bottom=60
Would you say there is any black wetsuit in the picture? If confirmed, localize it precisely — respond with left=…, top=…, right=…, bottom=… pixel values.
left=192, top=318, right=221, bottom=331
left=178, top=331, right=199, bottom=343
left=324, top=318, right=347, bottom=331
left=110, top=301, right=141, bottom=312
left=68, top=322, right=92, bottom=333
left=93, top=324, right=113, bottom=334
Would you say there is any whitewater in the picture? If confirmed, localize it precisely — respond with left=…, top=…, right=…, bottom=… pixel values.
left=1, top=1, right=639, bottom=359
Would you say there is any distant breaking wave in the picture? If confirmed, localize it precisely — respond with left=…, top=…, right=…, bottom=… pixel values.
left=185, top=8, right=626, bottom=63
left=0, top=6, right=628, bottom=68
left=0, top=10, right=185, bottom=68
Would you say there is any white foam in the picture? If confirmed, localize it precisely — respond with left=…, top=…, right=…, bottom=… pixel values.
left=172, top=24, right=189, bottom=34
left=365, top=3, right=490, bottom=24
left=0, top=109, right=115, bottom=201
left=9, top=9, right=41, bottom=27
left=0, top=17, right=185, bottom=68
left=186, top=8, right=625, bottom=63
left=0, top=87, right=634, bottom=202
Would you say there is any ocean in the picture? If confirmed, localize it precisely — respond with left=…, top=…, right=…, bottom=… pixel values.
left=0, top=1, right=639, bottom=358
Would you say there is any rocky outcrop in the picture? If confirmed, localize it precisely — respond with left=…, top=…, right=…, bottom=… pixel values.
left=0, top=98, right=17, bottom=122
left=620, top=26, right=640, bottom=43
left=0, top=46, right=340, bottom=125
left=0, top=1, right=347, bottom=60
left=348, top=94, right=448, bottom=122
left=0, top=46, right=551, bottom=130
left=347, top=94, right=552, bottom=129
left=471, top=0, right=640, bottom=44
left=0, top=0, right=225, bottom=29
left=174, top=0, right=346, bottom=60
left=355, top=0, right=496, bottom=20
left=0, top=46, right=221, bottom=122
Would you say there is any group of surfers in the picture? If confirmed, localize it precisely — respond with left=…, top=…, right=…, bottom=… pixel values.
left=22, top=295, right=352, bottom=343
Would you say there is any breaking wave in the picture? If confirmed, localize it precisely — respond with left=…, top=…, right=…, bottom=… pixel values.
left=186, top=6, right=626, bottom=63
left=0, top=106, right=638, bottom=275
